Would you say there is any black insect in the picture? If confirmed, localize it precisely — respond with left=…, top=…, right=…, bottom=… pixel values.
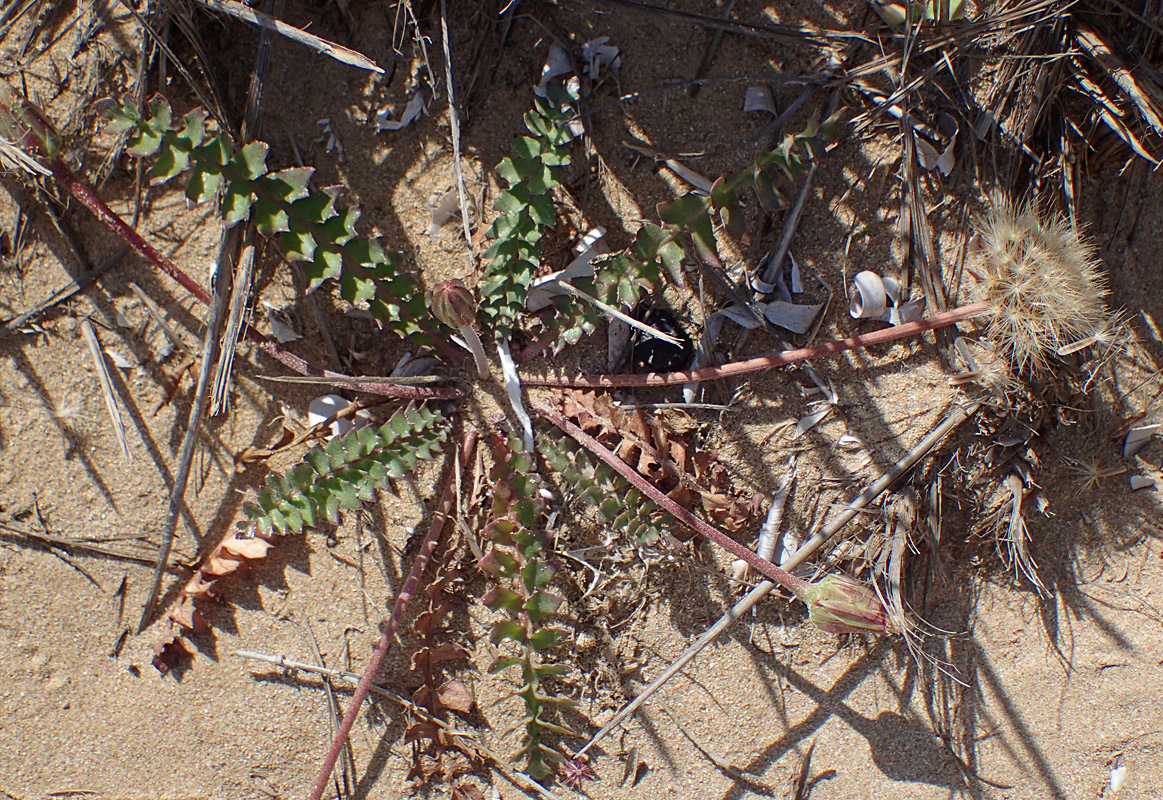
left=631, top=307, right=694, bottom=373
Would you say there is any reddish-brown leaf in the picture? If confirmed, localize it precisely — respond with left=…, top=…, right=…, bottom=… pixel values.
left=151, top=634, right=191, bottom=674
left=436, top=679, right=475, bottom=714
left=221, top=531, right=272, bottom=560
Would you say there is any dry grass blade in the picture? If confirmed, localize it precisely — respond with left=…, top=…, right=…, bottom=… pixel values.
left=0, top=250, right=123, bottom=338
left=210, top=244, right=255, bottom=415
left=111, top=0, right=229, bottom=132
left=1075, top=23, right=1163, bottom=138
left=0, top=135, right=49, bottom=175
left=137, top=228, right=237, bottom=632
left=80, top=318, right=131, bottom=463
left=901, top=120, right=947, bottom=315
left=192, top=0, right=384, bottom=73
left=0, top=519, right=171, bottom=568
left=549, top=280, right=683, bottom=346
left=439, top=0, right=474, bottom=257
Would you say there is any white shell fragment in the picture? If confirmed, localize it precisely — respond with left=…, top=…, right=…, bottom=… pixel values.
left=375, top=93, right=424, bottom=133
left=1123, top=424, right=1161, bottom=457
left=527, top=227, right=608, bottom=312
left=1110, top=763, right=1127, bottom=792
left=538, top=42, right=573, bottom=92
left=581, top=37, right=620, bottom=81
left=849, top=271, right=925, bottom=325
left=743, top=86, right=777, bottom=116
left=308, top=394, right=370, bottom=439
left=1130, top=474, right=1157, bottom=491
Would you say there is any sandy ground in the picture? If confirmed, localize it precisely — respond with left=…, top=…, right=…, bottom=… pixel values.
left=1, top=1, right=1162, bottom=798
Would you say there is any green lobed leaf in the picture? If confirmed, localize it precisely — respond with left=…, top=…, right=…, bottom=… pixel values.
left=490, top=619, right=527, bottom=645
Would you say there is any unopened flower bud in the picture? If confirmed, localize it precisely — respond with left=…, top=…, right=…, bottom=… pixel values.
left=430, top=280, right=478, bottom=329
left=803, top=574, right=895, bottom=635
left=430, top=279, right=490, bottom=377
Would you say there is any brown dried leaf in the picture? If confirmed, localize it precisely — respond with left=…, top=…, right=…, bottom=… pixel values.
left=169, top=594, right=207, bottom=633
left=436, top=680, right=475, bottom=714
left=405, top=721, right=440, bottom=745
left=221, top=531, right=273, bottom=560
left=203, top=549, right=245, bottom=576
left=151, top=634, right=191, bottom=674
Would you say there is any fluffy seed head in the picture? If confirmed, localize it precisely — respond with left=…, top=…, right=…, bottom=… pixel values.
left=977, top=198, right=1109, bottom=372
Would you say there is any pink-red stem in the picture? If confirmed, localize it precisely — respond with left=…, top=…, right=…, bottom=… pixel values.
left=532, top=401, right=812, bottom=598
left=306, top=426, right=477, bottom=800
left=522, top=301, right=992, bottom=388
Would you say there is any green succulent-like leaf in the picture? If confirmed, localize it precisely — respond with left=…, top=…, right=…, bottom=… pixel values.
left=240, top=407, right=447, bottom=538
left=658, top=193, right=720, bottom=267
left=524, top=590, right=562, bottom=624
left=104, top=99, right=429, bottom=340
left=479, top=79, right=578, bottom=342
left=537, top=430, right=668, bottom=546
left=490, top=619, right=527, bottom=645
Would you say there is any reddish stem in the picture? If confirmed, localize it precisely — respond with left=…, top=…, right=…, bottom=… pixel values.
left=52, top=160, right=213, bottom=304
left=306, top=426, right=477, bottom=800
left=532, top=401, right=811, bottom=597
left=522, top=301, right=992, bottom=388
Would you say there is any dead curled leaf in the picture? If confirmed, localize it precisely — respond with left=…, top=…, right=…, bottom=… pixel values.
left=156, top=527, right=278, bottom=664
left=151, top=633, right=192, bottom=674
left=435, top=680, right=475, bottom=714
left=555, top=390, right=763, bottom=531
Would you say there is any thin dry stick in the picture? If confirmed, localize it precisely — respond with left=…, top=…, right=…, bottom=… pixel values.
left=80, top=318, right=131, bottom=462
left=572, top=400, right=978, bottom=760
left=439, top=0, right=474, bottom=259
left=194, top=0, right=384, bottom=73
left=0, top=520, right=172, bottom=568
left=522, top=301, right=991, bottom=388
left=307, top=427, right=478, bottom=800
left=531, top=402, right=812, bottom=597
left=138, top=229, right=239, bottom=632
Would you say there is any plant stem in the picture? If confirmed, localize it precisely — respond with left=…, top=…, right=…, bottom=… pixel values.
left=52, top=160, right=212, bottom=304
left=522, top=301, right=992, bottom=388
left=460, top=324, right=490, bottom=377
left=571, top=399, right=978, bottom=761
left=531, top=401, right=812, bottom=598
left=306, top=426, right=477, bottom=800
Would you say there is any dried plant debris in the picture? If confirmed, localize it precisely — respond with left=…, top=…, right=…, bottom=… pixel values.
left=407, top=549, right=484, bottom=793
left=552, top=390, right=763, bottom=532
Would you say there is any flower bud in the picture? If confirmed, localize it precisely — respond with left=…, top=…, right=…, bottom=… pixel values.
left=803, top=574, right=895, bottom=635
left=430, top=280, right=478, bottom=329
